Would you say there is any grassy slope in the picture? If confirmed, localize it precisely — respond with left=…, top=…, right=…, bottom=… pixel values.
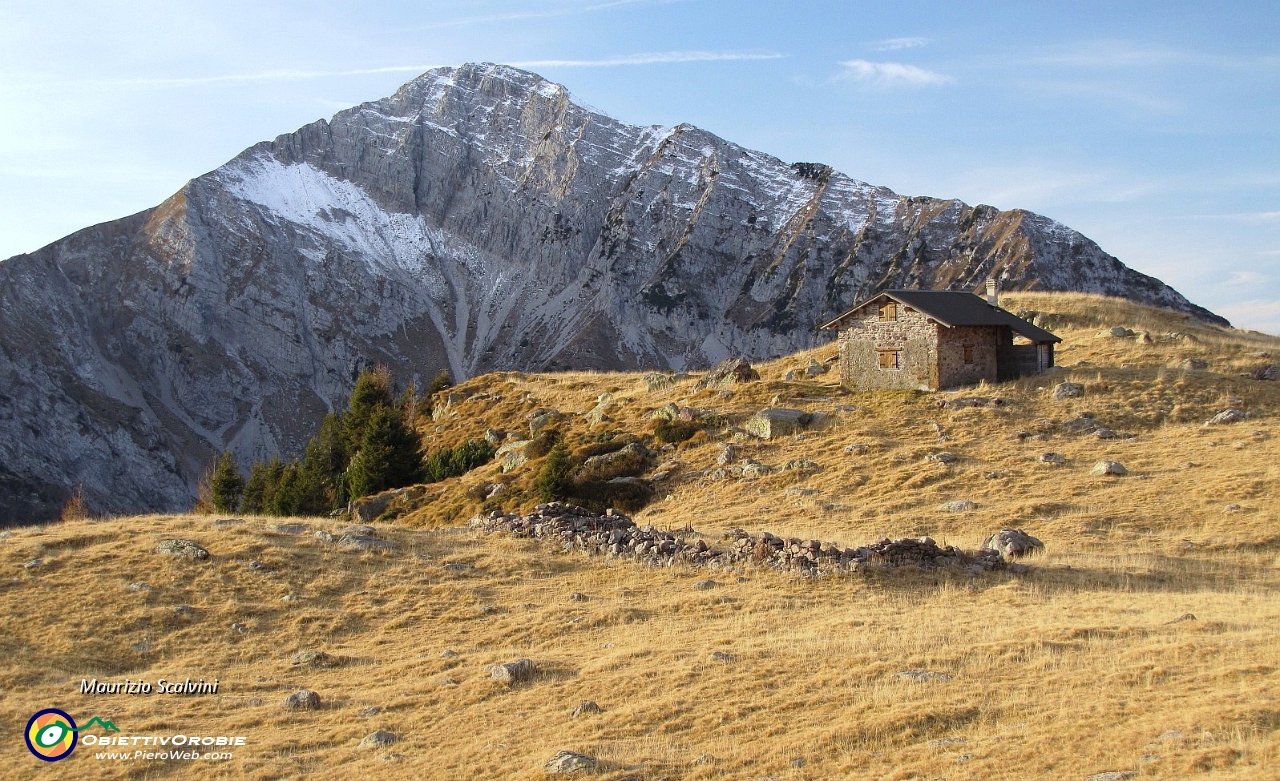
left=1, top=292, right=1278, bottom=780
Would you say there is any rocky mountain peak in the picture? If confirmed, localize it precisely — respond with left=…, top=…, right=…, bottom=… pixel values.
left=0, top=63, right=1224, bottom=522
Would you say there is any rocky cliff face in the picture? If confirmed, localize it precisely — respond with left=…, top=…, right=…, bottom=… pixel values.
left=0, top=63, right=1223, bottom=522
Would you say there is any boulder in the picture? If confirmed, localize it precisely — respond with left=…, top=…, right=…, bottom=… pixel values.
left=1179, top=358, right=1209, bottom=371
left=1052, top=382, right=1084, bottom=400
left=571, top=700, right=602, bottom=717
left=529, top=411, right=561, bottom=437
left=488, top=658, right=537, bottom=683
left=1251, top=364, right=1277, bottom=381
left=695, top=357, right=759, bottom=390
left=744, top=407, right=811, bottom=439
left=804, top=359, right=828, bottom=376
left=292, top=650, right=339, bottom=669
left=982, top=529, right=1045, bottom=559
left=1091, top=460, right=1127, bottom=476
left=497, top=440, right=531, bottom=473
left=543, top=751, right=598, bottom=774
left=155, top=539, right=208, bottom=559
left=577, top=443, right=649, bottom=481
left=716, top=444, right=737, bottom=466
left=643, top=372, right=673, bottom=391
left=782, top=458, right=821, bottom=472
left=1038, top=452, right=1066, bottom=464
left=650, top=402, right=680, bottom=421
left=1108, top=326, right=1135, bottom=337
left=1205, top=409, right=1246, bottom=425
left=584, top=393, right=613, bottom=425
left=282, top=690, right=321, bottom=711
left=350, top=486, right=425, bottom=523
left=926, top=452, right=957, bottom=464
left=359, top=731, right=396, bottom=748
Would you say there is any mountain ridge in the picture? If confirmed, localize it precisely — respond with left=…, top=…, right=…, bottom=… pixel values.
left=0, top=62, right=1225, bottom=522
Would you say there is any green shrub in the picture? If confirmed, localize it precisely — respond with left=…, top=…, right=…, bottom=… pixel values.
left=653, top=419, right=701, bottom=444
left=524, top=428, right=562, bottom=460
left=423, top=439, right=495, bottom=483
left=534, top=443, right=573, bottom=502
left=208, top=451, right=244, bottom=513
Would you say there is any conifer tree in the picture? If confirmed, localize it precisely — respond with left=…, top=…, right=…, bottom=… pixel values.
left=208, top=451, right=245, bottom=512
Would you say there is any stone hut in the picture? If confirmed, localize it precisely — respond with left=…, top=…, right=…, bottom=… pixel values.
left=819, top=281, right=1061, bottom=391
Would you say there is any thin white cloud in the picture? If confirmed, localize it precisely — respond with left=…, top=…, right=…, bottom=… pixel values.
left=835, top=59, right=953, bottom=87
left=871, top=37, right=929, bottom=52
left=1188, top=211, right=1280, bottom=223
left=10, top=51, right=782, bottom=93
left=400, top=0, right=686, bottom=31
left=508, top=51, right=785, bottom=68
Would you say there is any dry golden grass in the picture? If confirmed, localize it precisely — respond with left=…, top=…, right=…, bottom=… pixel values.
left=2, top=292, right=1278, bottom=779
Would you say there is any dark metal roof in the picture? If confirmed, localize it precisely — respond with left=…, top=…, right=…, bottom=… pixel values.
left=821, top=290, right=1061, bottom=343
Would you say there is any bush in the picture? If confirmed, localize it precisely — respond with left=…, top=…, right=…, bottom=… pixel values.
left=525, top=428, right=563, bottom=460
left=423, top=439, right=495, bottom=483
left=534, top=443, right=573, bottom=502
left=653, top=419, right=701, bottom=444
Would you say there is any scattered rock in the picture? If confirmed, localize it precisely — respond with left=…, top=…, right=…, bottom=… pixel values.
left=359, top=731, right=396, bottom=749
left=1038, top=452, right=1066, bottom=464
left=1091, top=460, right=1127, bottom=477
left=571, top=700, right=602, bottom=717
left=650, top=402, right=681, bottom=421
left=744, top=407, right=812, bottom=439
left=488, top=659, right=537, bottom=683
left=643, top=372, right=674, bottom=391
left=928, top=737, right=968, bottom=748
left=568, top=592, right=588, bottom=601
left=790, top=757, right=807, bottom=767
left=350, top=487, right=426, bottom=523
left=692, top=579, right=717, bottom=591
left=695, top=357, right=759, bottom=390
left=1205, top=409, right=1246, bottom=425
left=1178, top=358, right=1209, bottom=371
left=247, top=560, right=266, bottom=571
left=358, top=706, right=385, bottom=717
left=339, top=534, right=398, bottom=551
left=292, top=650, right=339, bottom=669
left=716, top=444, right=737, bottom=465
left=484, top=428, right=505, bottom=445
left=804, top=360, right=827, bottom=376
left=1052, top=382, right=1084, bottom=400
left=543, top=751, right=598, bottom=774
left=739, top=460, right=774, bottom=478
left=983, top=529, right=1045, bottom=560
left=440, top=649, right=459, bottom=658
left=1084, top=773, right=1136, bottom=781
left=155, top=539, right=209, bottom=559
left=691, top=754, right=717, bottom=766
left=926, top=452, right=957, bottom=464
left=173, top=604, right=194, bottom=615
left=497, top=439, right=531, bottom=473
left=938, top=500, right=976, bottom=513
left=313, top=530, right=336, bottom=543
left=1108, top=326, right=1135, bottom=338
left=210, top=518, right=244, bottom=526
left=1223, top=504, right=1241, bottom=513
left=1165, top=613, right=1197, bottom=624
left=893, top=669, right=952, bottom=682
left=282, top=690, right=321, bottom=711
left=1251, top=364, right=1277, bottom=381
left=782, top=458, right=821, bottom=472
left=585, top=393, right=613, bottom=425
left=710, top=651, right=735, bottom=662
left=266, top=523, right=309, bottom=534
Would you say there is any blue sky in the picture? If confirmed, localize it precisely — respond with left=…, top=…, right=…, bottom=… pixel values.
left=2, top=0, right=1277, bottom=332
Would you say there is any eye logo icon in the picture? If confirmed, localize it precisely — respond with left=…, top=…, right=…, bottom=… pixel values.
left=26, top=709, right=78, bottom=761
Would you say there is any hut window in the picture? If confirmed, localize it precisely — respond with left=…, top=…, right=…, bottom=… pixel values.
left=963, top=345, right=974, bottom=364
left=878, top=301, right=897, bottom=321
left=878, top=350, right=900, bottom=369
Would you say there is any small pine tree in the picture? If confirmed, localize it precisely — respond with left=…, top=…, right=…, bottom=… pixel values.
left=208, top=451, right=245, bottom=513
left=534, top=443, right=573, bottom=502
left=427, top=369, right=453, bottom=395
left=342, top=367, right=397, bottom=458
left=241, top=458, right=283, bottom=515
left=345, top=405, right=423, bottom=499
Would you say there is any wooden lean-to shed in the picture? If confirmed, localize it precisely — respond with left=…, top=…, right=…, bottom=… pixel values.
left=819, top=280, right=1061, bottom=391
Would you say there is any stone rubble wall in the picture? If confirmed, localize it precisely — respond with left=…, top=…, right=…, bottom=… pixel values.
left=469, top=502, right=1008, bottom=575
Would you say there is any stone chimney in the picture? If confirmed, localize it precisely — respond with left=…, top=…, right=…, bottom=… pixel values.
left=985, top=278, right=998, bottom=307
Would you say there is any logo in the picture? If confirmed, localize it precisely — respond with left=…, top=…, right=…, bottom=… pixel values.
left=25, top=709, right=119, bottom=762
